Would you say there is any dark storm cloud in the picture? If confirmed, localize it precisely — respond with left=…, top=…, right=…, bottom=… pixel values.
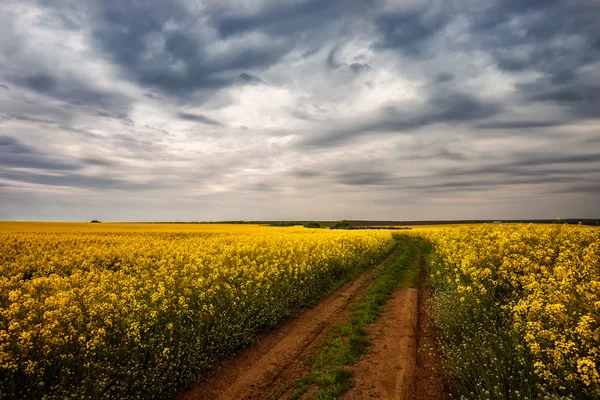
left=0, top=135, right=79, bottom=171
left=208, top=0, right=372, bottom=38
left=83, top=0, right=307, bottom=97
left=479, top=1, right=600, bottom=66
left=19, top=0, right=380, bottom=100
left=469, top=1, right=600, bottom=117
left=413, top=174, right=587, bottom=194
left=299, top=91, right=499, bottom=147
left=0, top=135, right=124, bottom=173
left=239, top=73, right=264, bottom=84
left=0, top=15, right=132, bottom=119
left=291, top=169, right=320, bottom=178
left=177, top=112, right=222, bottom=126
left=4, top=69, right=131, bottom=120
left=291, top=146, right=600, bottom=197
left=80, top=157, right=114, bottom=167
left=373, top=9, right=448, bottom=56
left=408, top=149, right=467, bottom=162
left=91, top=133, right=171, bottom=159
left=427, top=153, right=600, bottom=195
left=553, top=184, right=600, bottom=195
left=288, top=163, right=399, bottom=188
left=23, top=73, right=56, bottom=92
left=517, top=153, right=600, bottom=167
left=331, top=164, right=598, bottom=195
left=348, top=63, right=372, bottom=74
left=2, top=114, right=58, bottom=125
left=326, top=46, right=342, bottom=69
left=0, top=134, right=169, bottom=192
left=476, top=120, right=567, bottom=130
left=517, top=78, right=600, bottom=118
left=0, top=84, right=9, bottom=90
left=326, top=46, right=371, bottom=74
left=243, top=182, right=278, bottom=192
left=531, top=92, right=584, bottom=103
left=0, top=169, right=158, bottom=191
left=434, top=73, right=453, bottom=83
left=93, top=111, right=133, bottom=124
left=291, top=160, right=598, bottom=196
left=443, top=153, right=600, bottom=178
left=336, top=171, right=395, bottom=186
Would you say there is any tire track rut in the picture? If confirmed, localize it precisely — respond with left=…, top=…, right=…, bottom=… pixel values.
left=342, top=245, right=447, bottom=400
left=176, top=246, right=400, bottom=400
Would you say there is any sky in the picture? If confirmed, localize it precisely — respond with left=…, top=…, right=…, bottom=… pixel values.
left=0, top=0, right=599, bottom=222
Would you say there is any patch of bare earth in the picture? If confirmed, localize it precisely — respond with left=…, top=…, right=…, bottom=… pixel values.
left=342, top=287, right=447, bottom=400
left=175, top=260, right=384, bottom=400
left=342, top=288, right=419, bottom=400
left=415, top=289, right=447, bottom=399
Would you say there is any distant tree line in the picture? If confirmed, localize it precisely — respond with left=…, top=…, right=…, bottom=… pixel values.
left=122, top=219, right=600, bottom=227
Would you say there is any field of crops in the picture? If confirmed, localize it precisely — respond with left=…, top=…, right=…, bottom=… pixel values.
left=421, top=224, right=600, bottom=399
left=2, top=222, right=598, bottom=399
left=0, top=224, right=394, bottom=399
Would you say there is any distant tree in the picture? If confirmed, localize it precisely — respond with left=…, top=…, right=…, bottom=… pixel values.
left=331, top=220, right=353, bottom=229
left=90, top=220, right=101, bottom=223
left=304, top=221, right=321, bottom=228
left=268, top=221, right=298, bottom=227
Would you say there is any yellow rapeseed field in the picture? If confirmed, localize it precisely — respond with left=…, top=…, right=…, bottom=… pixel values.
left=3, top=222, right=597, bottom=398
left=420, top=223, right=600, bottom=398
left=0, top=224, right=394, bottom=399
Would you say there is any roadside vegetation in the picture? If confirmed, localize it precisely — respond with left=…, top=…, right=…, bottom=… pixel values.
left=420, top=224, right=600, bottom=399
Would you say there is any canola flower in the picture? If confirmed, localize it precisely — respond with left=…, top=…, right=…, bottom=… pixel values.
left=0, top=226, right=394, bottom=399
left=419, top=224, right=600, bottom=399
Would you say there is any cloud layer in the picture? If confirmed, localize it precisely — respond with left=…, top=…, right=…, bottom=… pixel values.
left=1, top=0, right=599, bottom=221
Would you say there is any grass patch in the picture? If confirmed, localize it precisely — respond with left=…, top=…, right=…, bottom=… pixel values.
left=289, top=236, right=428, bottom=399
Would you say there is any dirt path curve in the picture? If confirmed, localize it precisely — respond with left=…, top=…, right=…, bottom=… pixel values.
left=176, top=247, right=397, bottom=400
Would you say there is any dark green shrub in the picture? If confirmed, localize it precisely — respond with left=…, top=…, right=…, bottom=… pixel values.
left=331, top=220, right=353, bottom=230
left=304, top=222, right=321, bottom=228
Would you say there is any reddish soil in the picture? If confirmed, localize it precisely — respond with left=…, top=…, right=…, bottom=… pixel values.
left=343, top=287, right=447, bottom=400
left=176, top=263, right=382, bottom=400
left=342, top=288, right=419, bottom=400
left=415, top=290, right=448, bottom=399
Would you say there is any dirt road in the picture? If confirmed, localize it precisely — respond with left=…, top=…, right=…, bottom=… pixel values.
left=342, top=288, right=419, bottom=400
left=176, top=241, right=446, bottom=400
